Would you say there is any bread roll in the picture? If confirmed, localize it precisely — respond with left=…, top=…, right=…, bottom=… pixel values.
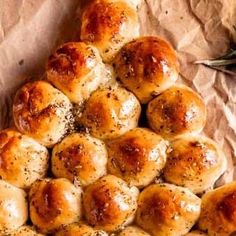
left=29, top=178, right=82, bottom=234
left=0, top=180, right=28, bottom=234
left=80, top=0, right=140, bottom=62
left=9, top=226, right=44, bottom=236
left=198, top=181, right=236, bottom=236
left=79, top=87, right=141, bottom=140
left=47, top=42, right=109, bottom=104
left=0, top=129, right=49, bottom=189
left=147, top=85, right=206, bottom=139
left=113, top=36, right=179, bottom=103
left=185, top=231, right=207, bottom=236
left=118, top=226, right=151, bottom=236
left=107, top=128, right=168, bottom=188
left=83, top=175, right=139, bottom=232
left=163, top=134, right=227, bottom=193
left=136, top=183, right=201, bottom=236
left=52, top=133, right=108, bottom=186
left=13, top=81, right=73, bottom=147
left=55, top=222, right=108, bottom=236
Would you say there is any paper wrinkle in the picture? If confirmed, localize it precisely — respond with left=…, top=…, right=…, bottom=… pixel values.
left=0, top=0, right=236, bottom=183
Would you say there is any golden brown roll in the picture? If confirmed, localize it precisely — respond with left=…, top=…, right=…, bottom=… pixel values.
left=147, top=85, right=207, bottom=139
left=55, top=222, right=108, bottom=236
left=52, top=132, right=108, bottom=186
left=107, top=127, right=168, bottom=188
left=13, top=81, right=73, bottom=147
left=198, top=181, right=236, bottom=236
left=185, top=231, right=208, bottom=236
left=79, top=86, right=141, bottom=140
left=83, top=175, right=139, bottom=232
left=0, top=129, right=49, bottom=189
left=118, top=226, right=151, bottom=236
left=47, top=42, right=110, bottom=104
left=9, top=226, right=44, bottom=236
left=0, top=180, right=28, bottom=234
left=163, top=134, right=227, bottom=194
left=113, top=36, right=179, bottom=104
left=29, top=178, right=82, bottom=234
left=136, top=183, right=201, bottom=236
left=80, top=0, right=140, bottom=62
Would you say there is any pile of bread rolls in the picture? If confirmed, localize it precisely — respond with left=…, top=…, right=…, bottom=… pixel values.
left=0, top=0, right=234, bottom=235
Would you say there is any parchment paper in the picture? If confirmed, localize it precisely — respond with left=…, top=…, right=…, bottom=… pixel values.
left=0, top=0, right=236, bottom=183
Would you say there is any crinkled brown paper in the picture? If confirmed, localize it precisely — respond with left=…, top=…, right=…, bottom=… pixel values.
left=0, top=0, right=236, bottom=184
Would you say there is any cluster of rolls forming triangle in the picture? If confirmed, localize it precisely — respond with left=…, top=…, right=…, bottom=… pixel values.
left=0, top=1, right=233, bottom=236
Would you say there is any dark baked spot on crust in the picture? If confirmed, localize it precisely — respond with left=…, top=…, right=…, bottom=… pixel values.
left=58, top=144, right=86, bottom=174
left=164, top=139, right=218, bottom=181
left=84, top=102, right=108, bottom=128
left=139, top=191, right=177, bottom=224
left=115, top=37, right=177, bottom=84
left=83, top=2, right=126, bottom=42
left=115, top=137, right=145, bottom=174
left=48, top=44, right=86, bottom=76
left=0, top=135, right=17, bottom=171
left=13, top=82, right=69, bottom=135
left=35, top=182, right=62, bottom=221
left=217, top=192, right=236, bottom=222
left=86, top=185, right=117, bottom=226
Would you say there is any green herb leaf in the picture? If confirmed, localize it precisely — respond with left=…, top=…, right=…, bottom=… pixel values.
left=194, top=49, right=236, bottom=76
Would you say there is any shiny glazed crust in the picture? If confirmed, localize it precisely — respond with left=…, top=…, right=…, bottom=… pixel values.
left=79, top=86, right=141, bottom=140
left=13, top=81, right=73, bottom=147
left=0, top=129, right=49, bottom=189
left=0, top=180, right=28, bottom=234
left=107, top=127, right=168, bottom=188
left=80, top=0, right=140, bottom=62
left=113, top=36, right=179, bottom=103
left=147, top=85, right=207, bottom=139
left=52, top=133, right=108, bottom=186
left=163, top=134, right=227, bottom=193
left=198, top=181, right=236, bottom=236
left=136, top=183, right=201, bottom=236
left=47, top=42, right=109, bottom=104
left=29, top=178, right=82, bottom=234
left=83, top=175, right=139, bottom=232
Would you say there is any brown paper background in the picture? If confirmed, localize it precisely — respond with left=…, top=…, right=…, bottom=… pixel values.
left=0, top=0, right=236, bottom=183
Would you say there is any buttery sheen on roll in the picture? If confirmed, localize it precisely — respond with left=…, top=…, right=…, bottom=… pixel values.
left=113, top=36, right=179, bottom=103
left=163, top=134, right=227, bottom=193
left=29, top=178, right=82, bottom=234
left=136, top=183, right=201, bottom=236
left=52, top=132, right=108, bottom=186
left=147, top=85, right=207, bottom=139
left=198, top=181, right=236, bottom=236
left=0, top=129, right=49, bottom=189
left=47, top=42, right=109, bottom=104
left=83, top=175, right=139, bottom=232
left=79, top=86, right=141, bottom=140
left=107, top=127, right=168, bottom=188
left=80, top=0, right=140, bottom=62
left=13, top=81, right=73, bottom=147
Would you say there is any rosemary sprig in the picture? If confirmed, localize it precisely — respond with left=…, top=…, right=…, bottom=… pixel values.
left=194, top=49, right=236, bottom=76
